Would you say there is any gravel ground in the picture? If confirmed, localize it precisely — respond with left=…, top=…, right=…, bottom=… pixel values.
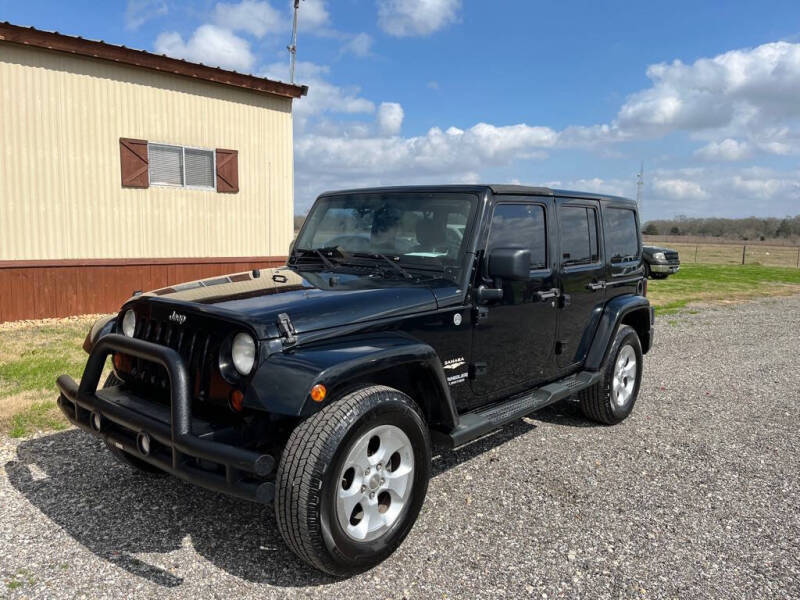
left=1, top=295, right=799, bottom=599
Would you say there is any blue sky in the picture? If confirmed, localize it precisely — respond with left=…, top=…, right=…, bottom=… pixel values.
left=3, top=0, right=800, bottom=219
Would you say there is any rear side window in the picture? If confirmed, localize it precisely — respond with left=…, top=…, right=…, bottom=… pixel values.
left=488, top=204, right=547, bottom=268
left=603, top=208, right=640, bottom=262
left=558, top=206, right=599, bottom=266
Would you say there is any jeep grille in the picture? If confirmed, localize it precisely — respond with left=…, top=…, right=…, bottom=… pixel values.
left=127, top=313, right=218, bottom=403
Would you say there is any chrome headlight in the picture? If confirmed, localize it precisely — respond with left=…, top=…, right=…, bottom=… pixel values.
left=231, top=332, right=256, bottom=375
left=122, top=309, right=136, bottom=337
left=653, top=252, right=666, bottom=262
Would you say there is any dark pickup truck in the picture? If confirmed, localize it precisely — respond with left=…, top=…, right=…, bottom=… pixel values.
left=57, top=185, right=653, bottom=576
left=643, top=245, right=680, bottom=278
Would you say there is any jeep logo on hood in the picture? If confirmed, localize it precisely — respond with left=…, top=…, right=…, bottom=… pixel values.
left=168, top=310, right=187, bottom=325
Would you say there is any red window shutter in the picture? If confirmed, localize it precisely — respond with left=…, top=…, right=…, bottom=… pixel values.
left=215, top=149, right=239, bottom=193
left=119, top=138, right=149, bottom=188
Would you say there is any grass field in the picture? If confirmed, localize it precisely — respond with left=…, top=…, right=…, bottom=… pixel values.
left=0, top=316, right=109, bottom=438
left=647, top=263, right=800, bottom=313
left=1, top=263, right=799, bottom=437
left=643, top=238, right=800, bottom=268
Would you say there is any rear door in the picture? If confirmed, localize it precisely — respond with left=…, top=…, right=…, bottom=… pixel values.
left=555, top=199, right=606, bottom=370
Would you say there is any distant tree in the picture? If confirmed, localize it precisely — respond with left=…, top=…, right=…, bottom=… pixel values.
left=670, top=226, right=681, bottom=235
left=776, top=218, right=792, bottom=238
left=293, top=214, right=306, bottom=232
left=642, top=223, right=659, bottom=235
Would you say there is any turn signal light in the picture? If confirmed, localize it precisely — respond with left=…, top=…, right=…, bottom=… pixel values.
left=229, top=389, right=244, bottom=412
left=310, top=384, right=327, bottom=403
left=113, top=352, right=132, bottom=373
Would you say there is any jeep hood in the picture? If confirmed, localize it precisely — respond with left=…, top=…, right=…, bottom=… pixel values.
left=133, top=267, right=445, bottom=339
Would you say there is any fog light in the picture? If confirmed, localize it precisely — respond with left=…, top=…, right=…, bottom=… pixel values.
left=136, top=432, right=151, bottom=456
left=310, top=384, right=327, bottom=403
left=91, top=412, right=102, bottom=432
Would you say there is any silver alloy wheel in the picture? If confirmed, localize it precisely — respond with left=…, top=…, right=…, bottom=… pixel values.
left=336, top=424, right=414, bottom=542
left=612, top=344, right=637, bottom=407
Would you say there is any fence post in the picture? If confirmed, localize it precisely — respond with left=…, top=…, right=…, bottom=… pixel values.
left=742, top=245, right=746, bottom=265
left=694, top=245, right=698, bottom=263
left=797, top=247, right=799, bottom=268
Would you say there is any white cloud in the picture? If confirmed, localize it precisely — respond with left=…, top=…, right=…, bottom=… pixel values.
left=695, top=138, right=751, bottom=161
left=377, top=102, right=404, bottom=136
left=262, top=61, right=375, bottom=123
left=341, top=32, right=374, bottom=57
left=213, top=0, right=284, bottom=37
left=377, top=0, right=461, bottom=37
left=427, top=80, right=439, bottom=90
left=652, top=178, right=709, bottom=201
left=297, top=0, right=330, bottom=30
left=125, top=0, right=167, bottom=30
left=295, top=122, right=557, bottom=185
left=155, top=24, right=255, bottom=71
left=616, top=41, right=800, bottom=147
left=542, top=177, right=632, bottom=198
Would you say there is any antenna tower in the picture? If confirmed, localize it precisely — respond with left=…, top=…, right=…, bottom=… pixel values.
left=635, top=162, right=644, bottom=209
left=288, top=0, right=300, bottom=83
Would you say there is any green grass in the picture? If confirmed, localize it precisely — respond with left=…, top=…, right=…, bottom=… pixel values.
left=648, top=263, right=800, bottom=314
left=0, top=317, right=104, bottom=437
left=8, top=401, right=70, bottom=438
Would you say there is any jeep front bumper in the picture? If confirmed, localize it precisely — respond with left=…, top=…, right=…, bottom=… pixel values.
left=56, top=334, right=275, bottom=503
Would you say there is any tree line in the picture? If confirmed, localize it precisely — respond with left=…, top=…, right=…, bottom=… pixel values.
left=642, top=215, right=800, bottom=241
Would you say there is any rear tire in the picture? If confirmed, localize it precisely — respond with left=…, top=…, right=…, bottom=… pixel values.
left=102, top=374, right=167, bottom=476
left=579, top=325, right=642, bottom=425
left=275, top=385, right=431, bottom=576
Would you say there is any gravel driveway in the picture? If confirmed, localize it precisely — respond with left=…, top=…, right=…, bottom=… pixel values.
left=2, top=295, right=799, bottom=599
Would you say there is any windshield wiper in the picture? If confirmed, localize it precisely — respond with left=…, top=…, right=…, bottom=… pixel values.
left=292, top=246, right=346, bottom=270
left=352, top=252, right=414, bottom=280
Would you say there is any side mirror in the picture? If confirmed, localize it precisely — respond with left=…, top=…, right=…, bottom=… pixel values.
left=488, top=248, right=531, bottom=281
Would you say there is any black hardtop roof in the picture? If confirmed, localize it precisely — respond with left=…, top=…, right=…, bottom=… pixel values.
left=319, top=184, right=637, bottom=206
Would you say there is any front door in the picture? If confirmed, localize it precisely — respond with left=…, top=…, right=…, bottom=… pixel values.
left=555, top=200, right=606, bottom=370
left=469, top=200, right=558, bottom=404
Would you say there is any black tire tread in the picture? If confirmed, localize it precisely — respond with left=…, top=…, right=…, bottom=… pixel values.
left=579, top=324, right=640, bottom=425
left=274, top=385, right=427, bottom=576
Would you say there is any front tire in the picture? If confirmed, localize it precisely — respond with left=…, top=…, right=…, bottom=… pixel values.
left=275, top=385, right=431, bottom=576
left=579, top=325, right=643, bottom=425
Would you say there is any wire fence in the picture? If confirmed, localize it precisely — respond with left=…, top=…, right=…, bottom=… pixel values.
left=660, top=242, right=800, bottom=268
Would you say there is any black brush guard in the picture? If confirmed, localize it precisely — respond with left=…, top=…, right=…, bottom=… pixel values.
left=56, top=334, right=275, bottom=503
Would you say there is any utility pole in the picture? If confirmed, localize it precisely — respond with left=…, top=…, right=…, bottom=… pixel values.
left=635, top=161, right=644, bottom=210
left=288, top=0, right=300, bottom=83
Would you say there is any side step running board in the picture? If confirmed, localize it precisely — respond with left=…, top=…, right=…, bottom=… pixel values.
left=445, top=371, right=602, bottom=448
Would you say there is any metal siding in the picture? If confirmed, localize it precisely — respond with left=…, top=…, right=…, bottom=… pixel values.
left=0, top=44, right=294, bottom=260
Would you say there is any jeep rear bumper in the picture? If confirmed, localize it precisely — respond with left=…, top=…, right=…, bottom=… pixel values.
left=56, top=334, right=275, bottom=503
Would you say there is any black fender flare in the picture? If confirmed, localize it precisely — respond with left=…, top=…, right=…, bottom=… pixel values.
left=246, top=333, right=458, bottom=429
left=584, top=295, right=653, bottom=370
left=82, top=315, right=117, bottom=354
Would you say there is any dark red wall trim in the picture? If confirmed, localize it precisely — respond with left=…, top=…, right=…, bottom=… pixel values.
left=0, top=256, right=286, bottom=322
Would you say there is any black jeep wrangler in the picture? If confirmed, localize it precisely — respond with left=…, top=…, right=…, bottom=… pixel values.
left=57, top=185, right=653, bottom=576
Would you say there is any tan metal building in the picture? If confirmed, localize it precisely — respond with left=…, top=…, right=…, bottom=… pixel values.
left=0, top=22, right=307, bottom=322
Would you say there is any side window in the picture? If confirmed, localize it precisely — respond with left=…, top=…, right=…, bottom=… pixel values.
left=603, top=208, right=639, bottom=262
left=488, top=204, right=547, bottom=268
left=559, top=206, right=599, bottom=266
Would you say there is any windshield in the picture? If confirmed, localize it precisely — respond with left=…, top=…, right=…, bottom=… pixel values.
left=295, top=192, right=477, bottom=271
